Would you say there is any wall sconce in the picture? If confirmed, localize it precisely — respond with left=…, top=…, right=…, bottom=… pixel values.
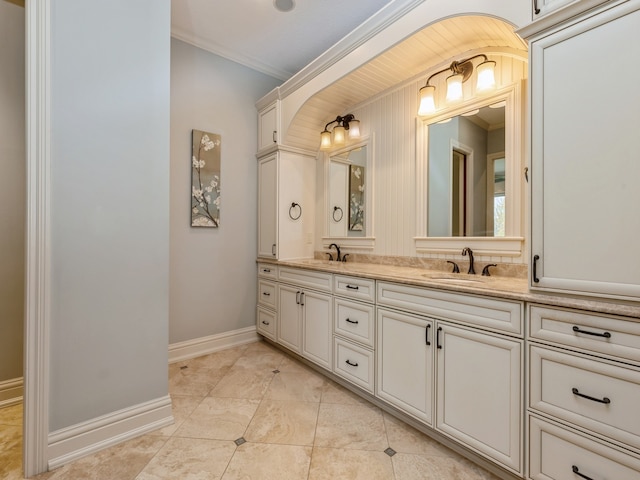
left=320, top=114, right=360, bottom=150
left=418, top=54, right=496, bottom=116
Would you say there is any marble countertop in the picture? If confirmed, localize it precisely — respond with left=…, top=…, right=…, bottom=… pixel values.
left=258, top=258, right=640, bottom=320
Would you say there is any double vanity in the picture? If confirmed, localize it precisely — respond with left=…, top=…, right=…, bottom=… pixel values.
left=256, top=258, right=640, bottom=480
left=255, top=0, right=640, bottom=478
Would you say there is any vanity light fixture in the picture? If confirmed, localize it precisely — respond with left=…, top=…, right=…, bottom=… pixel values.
left=320, top=114, right=360, bottom=150
left=418, top=54, right=496, bottom=116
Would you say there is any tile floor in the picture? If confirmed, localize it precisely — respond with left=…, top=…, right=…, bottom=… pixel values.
left=0, top=340, right=501, bottom=479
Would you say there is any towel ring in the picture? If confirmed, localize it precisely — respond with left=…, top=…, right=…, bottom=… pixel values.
left=289, top=202, right=302, bottom=220
left=332, top=206, right=343, bottom=222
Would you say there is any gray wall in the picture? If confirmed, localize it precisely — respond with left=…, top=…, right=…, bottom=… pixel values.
left=170, top=39, right=281, bottom=344
left=49, top=0, right=171, bottom=430
left=0, top=0, right=25, bottom=384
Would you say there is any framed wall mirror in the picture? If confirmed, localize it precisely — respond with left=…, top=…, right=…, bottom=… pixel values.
left=415, top=84, right=524, bottom=256
left=323, top=136, right=375, bottom=249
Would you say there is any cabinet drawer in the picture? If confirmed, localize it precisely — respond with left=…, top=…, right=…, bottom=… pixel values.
left=257, top=263, right=278, bottom=279
left=529, top=304, right=640, bottom=365
left=278, top=267, right=332, bottom=292
left=257, top=280, right=277, bottom=309
left=333, top=337, right=374, bottom=393
left=334, top=275, right=375, bottom=303
left=257, top=306, right=276, bottom=341
left=334, top=298, right=375, bottom=348
left=530, top=345, right=640, bottom=451
left=529, top=415, right=640, bottom=480
left=377, top=281, right=523, bottom=336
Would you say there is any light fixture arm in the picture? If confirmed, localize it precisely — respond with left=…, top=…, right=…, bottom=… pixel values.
left=323, top=113, right=356, bottom=132
left=422, top=54, right=490, bottom=87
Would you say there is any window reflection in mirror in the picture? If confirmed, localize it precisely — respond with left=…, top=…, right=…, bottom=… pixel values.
left=328, top=145, right=367, bottom=238
left=427, top=102, right=506, bottom=237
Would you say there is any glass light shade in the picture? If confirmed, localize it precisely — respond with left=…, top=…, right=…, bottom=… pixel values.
left=417, top=85, right=436, bottom=116
left=348, top=119, right=360, bottom=139
left=333, top=125, right=346, bottom=145
left=476, top=60, right=496, bottom=91
left=320, top=130, right=332, bottom=150
left=446, top=74, right=463, bottom=102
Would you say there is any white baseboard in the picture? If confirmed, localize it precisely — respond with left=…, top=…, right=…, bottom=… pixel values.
left=0, top=377, right=23, bottom=408
left=168, top=326, right=260, bottom=364
left=47, top=395, right=173, bottom=470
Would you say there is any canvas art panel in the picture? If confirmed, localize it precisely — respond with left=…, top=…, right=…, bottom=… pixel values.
left=349, top=164, right=365, bottom=231
left=191, top=129, right=221, bottom=227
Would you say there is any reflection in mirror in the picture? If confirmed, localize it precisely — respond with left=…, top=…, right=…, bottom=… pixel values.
left=329, top=146, right=366, bottom=237
left=427, top=102, right=505, bottom=237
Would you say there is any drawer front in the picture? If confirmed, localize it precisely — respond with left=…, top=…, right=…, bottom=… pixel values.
left=257, top=306, right=276, bottom=341
left=529, top=415, right=640, bottom=480
left=334, top=298, right=375, bottom=348
left=278, top=267, right=332, bottom=292
left=377, top=281, right=523, bottom=336
left=257, top=263, right=278, bottom=279
left=529, top=304, right=640, bottom=365
left=530, top=345, right=640, bottom=451
left=334, top=275, right=376, bottom=303
left=333, top=337, right=374, bottom=393
left=257, top=280, right=277, bottom=309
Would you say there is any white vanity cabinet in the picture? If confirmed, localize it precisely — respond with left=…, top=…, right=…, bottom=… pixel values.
left=523, top=0, right=640, bottom=301
left=257, top=101, right=278, bottom=154
left=257, top=149, right=316, bottom=260
left=333, top=275, right=376, bottom=393
left=527, top=304, right=640, bottom=479
left=256, top=263, right=278, bottom=341
left=376, top=281, right=524, bottom=474
left=276, top=268, right=333, bottom=370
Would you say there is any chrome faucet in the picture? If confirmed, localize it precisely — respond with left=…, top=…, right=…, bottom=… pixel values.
left=461, top=247, right=475, bottom=275
left=328, top=243, right=341, bottom=262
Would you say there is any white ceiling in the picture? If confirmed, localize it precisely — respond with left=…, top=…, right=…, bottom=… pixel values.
left=171, top=0, right=393, bottom=81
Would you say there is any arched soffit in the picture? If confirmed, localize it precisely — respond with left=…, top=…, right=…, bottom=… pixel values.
left=283, top=14, right=528, bottom=151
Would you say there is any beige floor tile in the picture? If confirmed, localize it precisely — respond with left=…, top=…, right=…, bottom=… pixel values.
left=277, top=355, right=316, bottom=374
left=221, top=442, right=312, bottom=480
left=244, top=399, right=319, bottom=446
left=44, top=435, right=168, bottom=480
left=149, top=395, right=203, bottom=437
left=169, top=365, right=228, bottom=397
left=263, top=371, right=325, bottom=403
left=136, top=437, right=236, bottom=480
left=392, top=452, right=501, bottom=480
left=232, top=343, right=286, bottom=371
left=0, top=424, right=22, bottom=480
left=308, top=446, right=394, bottom=480
left=383, top=412, right=455, bottom=457
left=0, top=404, right=23, bottom=426
left=208, top=366, right=275, bottom=399
left=185, top=345, right=248, bottom=371
left=176, top=397, right=260, bottom=441
left=320, top=381, right=371, bottom=406
left=314, top=403, right=388, bottom=451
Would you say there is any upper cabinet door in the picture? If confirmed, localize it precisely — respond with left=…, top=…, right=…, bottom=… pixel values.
left=258, top=102, right=278, bottom=154
left=529, top=1, right=640, bottom=301
left=258, top=154, right=277, bottom=258
left=531, top=0, right=576, bottom=19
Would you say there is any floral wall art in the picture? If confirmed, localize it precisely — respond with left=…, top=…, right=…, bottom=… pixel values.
left=191, top=129, right=221, bottom=227
left=349, top=164, right=365, bottom=231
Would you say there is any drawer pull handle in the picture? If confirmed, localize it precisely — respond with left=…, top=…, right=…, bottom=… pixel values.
left=261, top=320, right=270, bottom=326
left=345, top=318, right=359, bottom=325
left=262, top=292, right=271, bottom=296
left=346, top=285, right=359, bottom=290
left=572, top=387, right=611, bottom=405
left=345, top=359, right=359, bottom=367
left=572, top=465, right=595, bottom=480
left=572, top=326, right=611, bottom=338
left=262, top=268, right=271, bottom=273
left=425, top=324, right=431, bottom=346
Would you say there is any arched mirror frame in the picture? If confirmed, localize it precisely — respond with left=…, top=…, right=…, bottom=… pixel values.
left=415, top=81, right=525, bottom=256
left=322, top=135, right=375, bottom=249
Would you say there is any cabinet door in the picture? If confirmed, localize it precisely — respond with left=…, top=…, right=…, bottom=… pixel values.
left=258, top=103, right=277, bottom=152
left=377, top=308, right=433, bottom=425
left=530, top=3, right=640, bottom=300
left=531, top=0, right=575, bottom=19
left=436, top=323, right=522, bottom=473
left=257, top=154, right=277, bottom=258
left=301, top=290, right=332, bottom=370
left=277, top=284, right=301, bottom=353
